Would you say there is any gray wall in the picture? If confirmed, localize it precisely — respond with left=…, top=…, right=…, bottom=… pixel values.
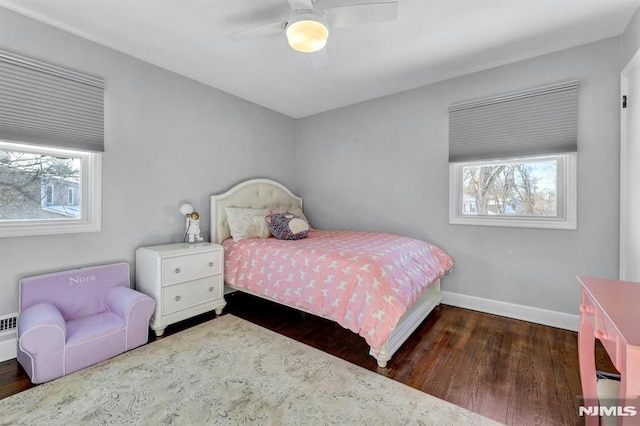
left=0, top=8, right=296, bottom=314
left=295, top=38, right=621, bottom=315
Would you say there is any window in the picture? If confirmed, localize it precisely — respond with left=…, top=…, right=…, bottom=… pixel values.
left=68, top=188, right=75, bottom=206
left=448, top=80, right=578, bottom=229
left=45, top=184, right=54, bottom=206
left=0, top=50, right=104, bottom=237
left=0, top=141, right=101, bottom=237
left=449, top=153, right=576, bottom=229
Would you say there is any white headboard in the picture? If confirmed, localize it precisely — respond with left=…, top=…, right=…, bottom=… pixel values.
left=210, top=178, right=303, bottom=244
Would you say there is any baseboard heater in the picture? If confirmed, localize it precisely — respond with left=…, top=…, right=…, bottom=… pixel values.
left=0, top=312, right=17, bottom=337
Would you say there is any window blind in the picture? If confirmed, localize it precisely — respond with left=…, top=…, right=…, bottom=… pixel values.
left=0, top=50, right=104, bottom=152
left=448, top=80, right=578, bottom=162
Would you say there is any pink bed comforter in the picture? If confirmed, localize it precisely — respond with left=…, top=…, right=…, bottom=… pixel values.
left=223, top=229, right=453, bottom=350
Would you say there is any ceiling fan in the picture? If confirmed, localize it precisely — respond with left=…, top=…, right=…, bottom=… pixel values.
left=228, top=0, right=399, bottom=55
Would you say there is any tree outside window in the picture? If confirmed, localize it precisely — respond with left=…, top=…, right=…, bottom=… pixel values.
left=462, top=158, right=558, bottom=217
left=449, top=153, right=576, bottom=230
left=0, top=147, right=82, bottom=220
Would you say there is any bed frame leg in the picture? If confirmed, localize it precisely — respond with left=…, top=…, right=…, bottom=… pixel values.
left=371, top=345, right=391, bottom=368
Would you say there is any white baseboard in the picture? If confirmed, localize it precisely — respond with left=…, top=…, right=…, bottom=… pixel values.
left=0, top=332, right=17, bottom=362
left=441, top=291, right=580, bottom=332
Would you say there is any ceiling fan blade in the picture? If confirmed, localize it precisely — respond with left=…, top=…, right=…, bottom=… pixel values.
left=227, top=21, right=284, bottom=41
left=308, top=48, right=329, bottom=68
left=288, top=0, right=314, bottom=11
left=324, top=1, right=398, bottom=28
left=225, top=3, right=291, bottom=27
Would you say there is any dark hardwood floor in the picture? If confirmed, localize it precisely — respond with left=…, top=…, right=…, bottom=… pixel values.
left=0, top=292, right=616, bottom=425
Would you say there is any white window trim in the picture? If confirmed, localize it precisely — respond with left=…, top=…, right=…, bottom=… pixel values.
left=449, top=153, right=577, bottom=230
left=0, top=141, right=101, bottom=238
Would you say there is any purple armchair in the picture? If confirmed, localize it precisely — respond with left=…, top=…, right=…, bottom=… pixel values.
left=17, top=263, right=155, bottom=384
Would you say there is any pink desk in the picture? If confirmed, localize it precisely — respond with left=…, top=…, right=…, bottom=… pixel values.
left=578, top=276, right=640, bottom=425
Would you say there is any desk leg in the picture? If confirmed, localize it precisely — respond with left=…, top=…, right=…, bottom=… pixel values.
left=579, top=315, right=598, bottom=426
left=619, top=347, right=640, bottom=426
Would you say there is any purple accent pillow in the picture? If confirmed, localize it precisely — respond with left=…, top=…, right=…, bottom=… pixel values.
left=266, top=213, right=309, bottom=240
left=269, top=207, right=312, bottom=228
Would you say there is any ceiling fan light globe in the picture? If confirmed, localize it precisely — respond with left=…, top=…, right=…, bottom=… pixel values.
left=286, top=16, right=328, bottom=53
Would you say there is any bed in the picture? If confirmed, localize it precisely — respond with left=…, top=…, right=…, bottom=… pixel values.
left=210, top=178, right=453, bottom=367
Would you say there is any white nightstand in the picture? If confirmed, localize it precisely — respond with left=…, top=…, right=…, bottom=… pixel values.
left=135, top=242, right=226, bottom=336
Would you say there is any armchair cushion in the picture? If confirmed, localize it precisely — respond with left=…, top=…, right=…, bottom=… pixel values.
left=65, top=312, right=124, bottom=347
left=17, top=263, right=155, bottom=384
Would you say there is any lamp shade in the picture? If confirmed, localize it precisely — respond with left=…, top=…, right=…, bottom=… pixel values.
left=286, top=13, right=329, bottom=53
left=179, top=203, right=194, bottom=216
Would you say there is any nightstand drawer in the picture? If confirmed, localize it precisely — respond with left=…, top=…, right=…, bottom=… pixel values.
left=162, top=275, right=222, bottom=315
left=161, top=251, right=222, bottom=286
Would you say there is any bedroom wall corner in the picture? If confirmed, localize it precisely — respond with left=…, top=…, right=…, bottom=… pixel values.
left=622, top=5, right=640, bottom=66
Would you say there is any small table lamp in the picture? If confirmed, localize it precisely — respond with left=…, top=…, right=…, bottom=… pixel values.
left=179, top=203, right=203, bottom=243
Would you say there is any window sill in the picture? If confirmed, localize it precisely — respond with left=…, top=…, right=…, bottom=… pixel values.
left=0, top=219, right=101, bottom=238
left=449, top=215, right=576, bottom=230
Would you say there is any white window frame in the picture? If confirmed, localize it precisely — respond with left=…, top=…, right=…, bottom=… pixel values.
left=449, top=153, right=576, bottom=230
left=67, top=187, right=75, bottom=205
left=0, top=141, right=102, bottom=238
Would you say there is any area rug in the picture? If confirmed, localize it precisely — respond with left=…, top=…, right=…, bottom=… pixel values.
left=0, top=314, right=501, bottom=425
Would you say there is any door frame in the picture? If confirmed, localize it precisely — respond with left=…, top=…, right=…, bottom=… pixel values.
left=620, top=48, right=640, bottom=279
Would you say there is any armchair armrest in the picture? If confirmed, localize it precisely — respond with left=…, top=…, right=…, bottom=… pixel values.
left=105, top=287, right=155, bottom=350
left=17, top=303, right=67, bottom=384
left=105, top=287, right=154, bottom=319
left=18, top=303, right=66, bottom=340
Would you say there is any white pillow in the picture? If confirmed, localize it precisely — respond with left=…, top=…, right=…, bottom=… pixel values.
left=224, top=207, right=270, bottom=241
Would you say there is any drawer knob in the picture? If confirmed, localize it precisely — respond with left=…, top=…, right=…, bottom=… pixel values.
left=209, top=287, right=214, bottom=292
left=579, top=304, right=595, bottom=314
left=209, top=262, right=214, bottom=267
left=175, top=295, right=181, bottom=302
left=174, top=268, right=181, bottom=274
left=594, top=330, right=608, bottom=340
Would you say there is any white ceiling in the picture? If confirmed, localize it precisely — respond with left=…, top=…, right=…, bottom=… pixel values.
left=3, top=0, right=640, bottom=118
